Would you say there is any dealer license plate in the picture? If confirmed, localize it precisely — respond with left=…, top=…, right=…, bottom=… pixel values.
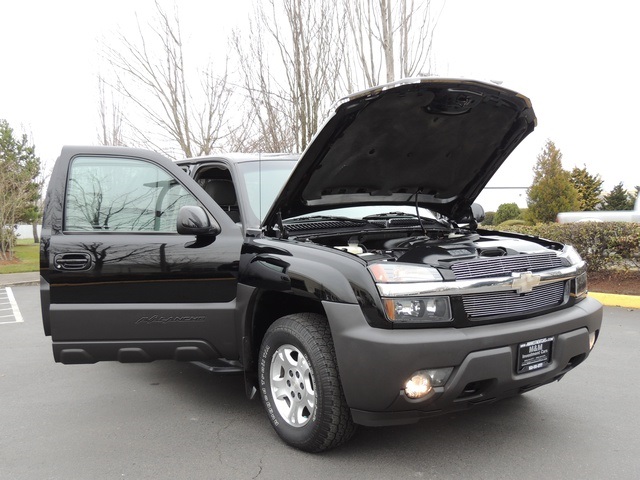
left=517, top=337, right=554, bottom=373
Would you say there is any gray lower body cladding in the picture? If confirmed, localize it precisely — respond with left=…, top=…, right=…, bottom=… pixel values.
left=324, top=297, right=603, bottom=426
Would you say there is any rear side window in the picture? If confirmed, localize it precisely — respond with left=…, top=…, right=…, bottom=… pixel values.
left=65, top=156, right=198, bottom=232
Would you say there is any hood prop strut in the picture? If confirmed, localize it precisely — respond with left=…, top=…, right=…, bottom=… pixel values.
left=414, top=189, right=428, bottom=236
left=276, top=211, right=288, bottom=239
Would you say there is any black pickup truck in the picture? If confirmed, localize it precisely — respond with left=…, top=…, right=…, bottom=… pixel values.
left=40, top=78, right=603, bottom=452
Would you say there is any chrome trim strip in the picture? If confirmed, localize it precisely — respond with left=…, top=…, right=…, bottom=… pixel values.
left=376, top=262, right=586, bottom=297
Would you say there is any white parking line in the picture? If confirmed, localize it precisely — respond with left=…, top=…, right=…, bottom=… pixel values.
left=0, top=287, right=23, bottom=324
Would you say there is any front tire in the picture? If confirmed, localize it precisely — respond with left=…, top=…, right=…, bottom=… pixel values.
left=258, top=313, right=356, bottom=452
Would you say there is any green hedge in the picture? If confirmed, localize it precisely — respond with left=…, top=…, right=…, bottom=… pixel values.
left=497, top=219, right=527, bottom=227
left=485, top=222, right=640, bottom=272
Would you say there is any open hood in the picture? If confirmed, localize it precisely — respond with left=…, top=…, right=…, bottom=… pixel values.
left=263, top=78, right=536, bottom=228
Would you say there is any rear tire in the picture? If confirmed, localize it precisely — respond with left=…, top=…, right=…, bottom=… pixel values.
left=258, top=313, right=356, bottom=452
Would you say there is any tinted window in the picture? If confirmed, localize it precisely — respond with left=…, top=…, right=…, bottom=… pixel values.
left=237, top=160, right=297, bottom=222
left=65, top=157, right=198, bottom=232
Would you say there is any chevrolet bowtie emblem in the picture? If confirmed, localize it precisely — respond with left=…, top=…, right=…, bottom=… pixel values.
left=511, top=271, right=541, bottom=294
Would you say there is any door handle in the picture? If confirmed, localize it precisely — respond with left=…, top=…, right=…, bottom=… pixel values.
left=54, top=253, right=92, bottom=271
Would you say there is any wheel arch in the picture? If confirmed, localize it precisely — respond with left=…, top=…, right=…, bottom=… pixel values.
left=242, top=289, right=326, bottom=375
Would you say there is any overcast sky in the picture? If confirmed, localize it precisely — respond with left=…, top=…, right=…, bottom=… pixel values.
left=1, top=0, right=638, bottom=211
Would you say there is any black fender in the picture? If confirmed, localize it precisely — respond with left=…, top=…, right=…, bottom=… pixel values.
left=236, top=238, right=387, bottom=398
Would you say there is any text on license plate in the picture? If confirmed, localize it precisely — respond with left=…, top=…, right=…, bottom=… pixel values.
left=517, top=337, right=554, bottom=373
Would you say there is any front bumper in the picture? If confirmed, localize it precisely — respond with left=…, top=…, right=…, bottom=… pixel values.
left=323, top=297, right=603, bottom=426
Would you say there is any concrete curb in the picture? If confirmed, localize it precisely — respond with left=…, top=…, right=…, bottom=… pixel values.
left=0, top=272, right=39, bottom=288
left=589, top=292, right=640, bottom=310
left=1, top=280, right=40, bottom=287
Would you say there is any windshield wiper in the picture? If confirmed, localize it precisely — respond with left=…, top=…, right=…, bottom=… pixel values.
left=285, top=215, right=369, bottom=224
left=363, top=212, right=450, bottom=229
left=363, top=211, right=417, bottom=218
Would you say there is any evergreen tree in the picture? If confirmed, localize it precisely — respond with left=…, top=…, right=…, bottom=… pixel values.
left=494, top=203, right=521, bottom=225
left=481, top=211, right=495, bottom=226
left=630, top=186, right=639, bottom=209
left=600, top=182, right=635, bottom=210
left=570, top=165, right=603, bottom=211
left=0, top=120, right=41, bottom=259
left=526, top=140, right=579, bottom=223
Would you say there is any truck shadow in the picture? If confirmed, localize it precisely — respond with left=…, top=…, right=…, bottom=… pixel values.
left=113, top=359, right=557, bottom=459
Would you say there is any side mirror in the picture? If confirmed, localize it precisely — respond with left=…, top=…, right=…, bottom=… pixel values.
left=177, top=206, right=220, bottom=236
left=455, top=203, right=485, bottom=225
left=471, top=203, right=485, bottom=223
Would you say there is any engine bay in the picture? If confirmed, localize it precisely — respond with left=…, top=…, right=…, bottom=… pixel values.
left=287, top=220, right=561, bottom=272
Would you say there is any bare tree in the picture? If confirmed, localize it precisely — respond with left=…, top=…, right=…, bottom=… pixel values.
left=101, top=2, right=234, bottom=158
left=232, top=21, right=297, bottom=152
left=234, top=2, right=298, bottom=152
left=231, top=1, right=442, bottom=153
left=99, top=1, right=441, bottom=157
left=233, top=0, right=346, bottom=153
left=97, top=75, right=126, bottom=147
left=344, top=0, right=443, bottom=88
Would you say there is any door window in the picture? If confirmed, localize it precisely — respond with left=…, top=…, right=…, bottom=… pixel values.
left=65, top=156, right=198, bottom=232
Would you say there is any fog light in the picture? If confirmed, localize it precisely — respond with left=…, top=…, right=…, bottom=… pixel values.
left=404, top=367, right=454, bottom=399
left=424, top=367, right=454, bottom=386
left=589, top=331, right=597, bottom=350
left=405, top=374, right=432, bottom=399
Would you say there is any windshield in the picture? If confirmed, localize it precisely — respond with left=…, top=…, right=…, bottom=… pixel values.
left=237, top=160, right=298, bottom=223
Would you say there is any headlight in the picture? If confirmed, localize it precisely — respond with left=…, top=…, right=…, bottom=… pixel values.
left=561, top=245, right=583, bottom=266
left=574, top=271, right=588, bottom=299
left=383, top=296, right=452, bottom=323
left=369, top=263, right=442, bottom=283
left=559, top=246, right=588, bottom=301
left=369, top=263, right=450, bottom=323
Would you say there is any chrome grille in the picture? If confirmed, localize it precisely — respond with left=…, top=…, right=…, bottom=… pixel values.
left=451, top=253, right=563, bottom=279
left=462, top=281, right=566, bottom=318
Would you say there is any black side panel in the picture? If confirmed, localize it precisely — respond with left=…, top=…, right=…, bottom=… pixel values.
left=54, top=339, right=220, bottom=364
left=40, top=277, right=51, bottom=336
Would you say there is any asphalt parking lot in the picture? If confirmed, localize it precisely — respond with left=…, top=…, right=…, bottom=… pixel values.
left=0, top=287, right=23, bottom=324
left=1, top=285, right=639, bottom=480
